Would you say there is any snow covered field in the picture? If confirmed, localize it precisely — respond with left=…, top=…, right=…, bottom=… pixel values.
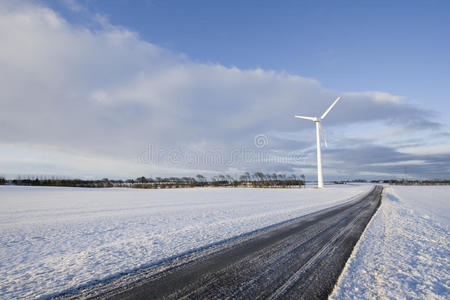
left=0, top=185, right=370, bottom=299
left=332, top=185, right=450, bottom=299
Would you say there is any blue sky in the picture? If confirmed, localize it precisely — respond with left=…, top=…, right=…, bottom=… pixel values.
left=0, top=0, right=449, bottom=180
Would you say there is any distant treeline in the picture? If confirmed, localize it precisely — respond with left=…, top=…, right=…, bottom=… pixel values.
left=327, top=178, right=450, bottom=185
left=0, top=173, right=307, bottom=189
left=1, top=176, right=448, bottom=189
left=372, top=179, right=450, bottom=185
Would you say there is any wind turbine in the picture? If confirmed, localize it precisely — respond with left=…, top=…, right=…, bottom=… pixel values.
left=295, top=97, right=342, bottom=188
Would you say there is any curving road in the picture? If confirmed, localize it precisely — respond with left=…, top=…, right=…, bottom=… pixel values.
left=58, top=186, right=382, bottom=300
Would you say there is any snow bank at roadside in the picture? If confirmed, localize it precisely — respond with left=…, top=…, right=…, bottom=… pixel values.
left=0, top=185, right=369, bottom=299
left=331, top=185, right=450, bottom=299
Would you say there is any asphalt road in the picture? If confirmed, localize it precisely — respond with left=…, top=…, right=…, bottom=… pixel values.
left=59, top=186, right=382, bottom=300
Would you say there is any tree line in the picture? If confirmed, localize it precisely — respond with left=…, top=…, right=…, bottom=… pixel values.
left=0, top=173, right=306, bottom=189
left=372, top=179, right=450, bottom=185
left=1, top=176, right=448, bottom=189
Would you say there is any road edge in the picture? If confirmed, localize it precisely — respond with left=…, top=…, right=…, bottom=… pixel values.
left=328, top=186, right=383, bottom=298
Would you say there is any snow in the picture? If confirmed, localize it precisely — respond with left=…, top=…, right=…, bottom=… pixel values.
left=331, top=185, right=450, bottom=299
left=0, top=185, right=370, bottom=299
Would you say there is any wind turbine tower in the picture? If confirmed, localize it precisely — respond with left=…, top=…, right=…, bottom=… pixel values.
left=295, top=97, right=342, bottom=188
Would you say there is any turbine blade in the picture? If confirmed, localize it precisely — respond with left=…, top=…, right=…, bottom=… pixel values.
left=320, top=96, right=342, bottom=120
left=319, top=122, right=328, bottom=148
left=294, top=115, right=316, bottom=121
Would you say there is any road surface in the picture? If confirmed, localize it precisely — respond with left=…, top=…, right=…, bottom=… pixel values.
left=58, top=186, right=382, bottom=300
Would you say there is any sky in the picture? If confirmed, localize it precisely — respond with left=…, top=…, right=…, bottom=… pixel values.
left=0, top=0, right=449, bottom=180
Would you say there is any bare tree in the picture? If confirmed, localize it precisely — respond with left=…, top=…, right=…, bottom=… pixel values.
left=196, top=174, right=206, bottom=183
left=300, top=174, right=306, bottom=188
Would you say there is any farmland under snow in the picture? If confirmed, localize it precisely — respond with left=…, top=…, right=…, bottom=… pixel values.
left=0, top=185, right=370, bottom=299
left=331, top=185, right=450, bottom=299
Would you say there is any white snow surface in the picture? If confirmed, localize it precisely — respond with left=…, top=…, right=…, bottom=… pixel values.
left=0, top=185, right=370, bottom=299
left=331, top=185, right=450, bottom=299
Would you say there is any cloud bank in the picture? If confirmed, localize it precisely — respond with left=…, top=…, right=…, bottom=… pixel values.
left=0, top=1, right=448, bottom=179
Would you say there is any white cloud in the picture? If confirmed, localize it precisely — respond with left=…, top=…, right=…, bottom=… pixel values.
left=344, top=91, right=403, bottom=103
left=0, top=0, right=447, bottom=179
left=61, top=0, right=83, bottom=12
